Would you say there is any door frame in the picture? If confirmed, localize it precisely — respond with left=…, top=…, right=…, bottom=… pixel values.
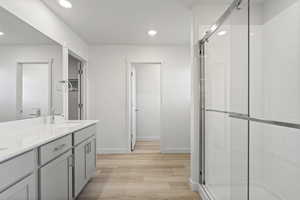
left=68, top=50, right=88, bottom=120
left=129, top=66, right=137, bottom=151
left=126, top=59, right=163, bottom=152
left=78, top=61, right=83, bottom=120
left=16, top=60, right=53, bottom=119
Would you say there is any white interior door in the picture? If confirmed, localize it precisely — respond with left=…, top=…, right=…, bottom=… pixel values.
left=135, top=63, right=161, bottom=141
left=131, top=67, right=137, bottom=151
left=17, top=63, right=50, bottom=119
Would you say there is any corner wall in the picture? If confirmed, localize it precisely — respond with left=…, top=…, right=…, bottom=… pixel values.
left=88, top=45, right=191, bottom=154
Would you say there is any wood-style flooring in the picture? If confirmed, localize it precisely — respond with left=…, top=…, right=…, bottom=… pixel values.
left=133, top=140, right=161, bottom=154
left=77, top=141, right=200, bottom=200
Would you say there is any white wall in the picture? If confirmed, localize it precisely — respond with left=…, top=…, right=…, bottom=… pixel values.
left=0, top=0, right=88, bottom=60
left=88, top=45, right=191, bottom=154
left=0, top=45, right=63, bottom=122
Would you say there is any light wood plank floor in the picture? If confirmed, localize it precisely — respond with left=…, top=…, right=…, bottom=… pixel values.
left=78, top=141, right=200, bottom=200
left=133, top=140, right=161, bottom=154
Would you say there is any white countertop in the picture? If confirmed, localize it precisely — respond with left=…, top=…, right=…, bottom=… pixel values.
left=0, top=118, right=98, bottom=163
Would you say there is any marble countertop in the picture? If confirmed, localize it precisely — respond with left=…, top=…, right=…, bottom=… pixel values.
left=0, top=118, right=98, bottom=163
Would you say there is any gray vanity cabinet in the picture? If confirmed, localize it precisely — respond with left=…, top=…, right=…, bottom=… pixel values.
left=0, top=174, right=36, bottom=200
left=74, top=137, right=96, bottom=197
left=74, top=126, right=97, bottom=197
left=40, top=150, right=73, bottom=200
left=0, top=123, right=97, bottom=200
left=0, top=151, right=36, bottom=200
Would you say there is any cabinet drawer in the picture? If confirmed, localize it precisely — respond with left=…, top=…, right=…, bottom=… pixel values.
left=39, top=135, right=72, bottom=165
left=74, top=125, right=96, bottom=145
left=0, top=151, right=35, bottom=192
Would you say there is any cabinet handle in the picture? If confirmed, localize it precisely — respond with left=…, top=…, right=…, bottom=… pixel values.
left=85, top=144, right=88, bottom=154
left=68, top=154, right=74, bottom=167
left=53, top=144, right=66, bottom=152
left=94, top=139, right=96, bottom=168
left=84, top=144, right=87, bottom=179
left=85, top=142, right=92, bottom=154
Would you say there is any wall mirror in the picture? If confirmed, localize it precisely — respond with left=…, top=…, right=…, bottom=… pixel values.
left=0, top=7, right=63, bottom=122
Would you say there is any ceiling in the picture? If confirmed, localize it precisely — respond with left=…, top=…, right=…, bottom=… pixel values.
left=0, top=7, right=56, bottom=45
left=42, top=0, right=196, bottom=45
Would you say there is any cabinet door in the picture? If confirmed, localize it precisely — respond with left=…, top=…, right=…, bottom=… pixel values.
left=0, top=174, right=36, bottom=200
left=86, top=137, right=96, bottom=179
left=74, top=137, right=97, bottom=197
left=40, top=150, right=72, bottom=200
left=74, top=142, right=87, bottom=197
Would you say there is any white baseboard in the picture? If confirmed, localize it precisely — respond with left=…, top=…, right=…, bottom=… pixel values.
left=136, top=136, right=160, bottom=141
left=189, top=178, right=210, bottom=200
left=97, top=148, right=129, bottom=154
left=161, top=148, right=191, bottom=154
left=189, top=178, right=199, bottom=192
left=97, top=147, right=190, bottom=154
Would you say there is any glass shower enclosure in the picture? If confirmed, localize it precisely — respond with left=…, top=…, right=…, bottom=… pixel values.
left=199, top=0, right=300, bottom=199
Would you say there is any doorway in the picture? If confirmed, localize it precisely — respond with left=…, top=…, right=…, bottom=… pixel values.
left=129, top=62, right=161, bottom=152
left=16, top=61, right=52, bottom=119
left=68, top=55, right=84, bottom=120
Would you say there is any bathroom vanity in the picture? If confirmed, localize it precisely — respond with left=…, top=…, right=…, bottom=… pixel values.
left=0, top=119, right=98, bottom=200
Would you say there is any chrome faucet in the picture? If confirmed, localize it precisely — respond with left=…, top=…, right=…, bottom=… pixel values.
left=50, top=108, right=56, bottom=124
left=30, top=108, right=41, bottom=118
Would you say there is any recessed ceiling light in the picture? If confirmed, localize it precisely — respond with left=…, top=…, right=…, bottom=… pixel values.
left=217, top=30, right=227, bottom=36
left=0, top=32, right=4, bottom=36
left=58, top=0, right=72, bottom=8
left=148, top=30, right=158, bottom=37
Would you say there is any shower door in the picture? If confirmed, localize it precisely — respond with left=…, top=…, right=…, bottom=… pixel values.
left=200, top=0, right=300, bottom=200
left=248, top=0, right=300, bottom=199
left=199, top=0, right=249, bottom=199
